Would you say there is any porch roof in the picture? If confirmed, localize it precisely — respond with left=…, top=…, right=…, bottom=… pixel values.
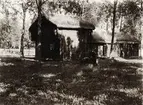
left=92, top=28, right=140, bottom=44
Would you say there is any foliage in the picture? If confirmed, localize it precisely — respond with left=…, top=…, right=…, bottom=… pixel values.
left=0, top=22, right=12, bottom=48
left=63, top=0, right=82, bottom=15
left=0, top=0, right=18, bottom=48
left=118, top=0, right=141, bottom=36
left=43, top=0, right=83, bottom=16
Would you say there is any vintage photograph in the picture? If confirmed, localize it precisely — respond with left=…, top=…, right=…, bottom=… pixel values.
left=0, top=0, right=142, bottom=104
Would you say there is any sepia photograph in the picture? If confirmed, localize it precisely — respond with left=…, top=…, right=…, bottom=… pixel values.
left=0, top=0, right=142, bottom=104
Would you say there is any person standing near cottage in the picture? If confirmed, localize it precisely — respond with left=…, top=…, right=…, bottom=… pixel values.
left=66, top=37, right=73, bottom=60
left=59, top=35, right=66, bottom=60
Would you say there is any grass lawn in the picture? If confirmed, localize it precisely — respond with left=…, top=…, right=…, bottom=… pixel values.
left=0, top=57, right=142, bottom=105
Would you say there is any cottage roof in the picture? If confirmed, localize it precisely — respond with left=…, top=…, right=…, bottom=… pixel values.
left=47, top=14, right=95, bottom=30
left=116, top=33, right=140, bottom=43
left=30, top=14, right=95, bottom=30
left=92, top=28, right=140, bottom=44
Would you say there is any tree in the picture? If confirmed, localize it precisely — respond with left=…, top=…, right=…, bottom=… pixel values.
left=101, top=1, right=113, bottom=31
left=118, top=0, right=141, bottom=37
left=0, top=21, right=12, bottom=48
left=81, top=2, right=98, bottom=26
left=43, top=0, right=83, bottom=16
left=20, top=2, right=29, bottom=57
left=19, top=0, right=36, bottom=58
left=0, top=0, right=17, bottom=48
left=0, top=0, right=36, bottom=55
left=110, top=1, right=117, bottom=54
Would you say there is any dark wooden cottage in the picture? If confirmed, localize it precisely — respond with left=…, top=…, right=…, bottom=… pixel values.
left=91, top=29, right=141, bottom=58
left=116, top=33, right=141, bottom=58
left=29, top=14, right=95, bottom=60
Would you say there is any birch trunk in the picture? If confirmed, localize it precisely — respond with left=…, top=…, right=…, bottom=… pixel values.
left=20, top=5, right=26, bottom=58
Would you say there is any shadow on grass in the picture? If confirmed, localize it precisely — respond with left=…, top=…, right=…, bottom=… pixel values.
left=0, top=57, right=142, bottom=105
left=0, top=57, right=56, bottom=105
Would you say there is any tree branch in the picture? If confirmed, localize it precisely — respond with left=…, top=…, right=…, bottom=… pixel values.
left=35, top=0, right=39, bottom=7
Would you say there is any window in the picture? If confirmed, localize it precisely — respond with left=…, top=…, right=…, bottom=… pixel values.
left=50, top=44, right=54, bottom=51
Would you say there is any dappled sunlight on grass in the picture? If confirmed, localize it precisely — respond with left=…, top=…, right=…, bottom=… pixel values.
left=0, top=83, right=9, bottom=93
left=41, top=74, right=56, bottom=78
left=0, top=57, right=142, bottom=105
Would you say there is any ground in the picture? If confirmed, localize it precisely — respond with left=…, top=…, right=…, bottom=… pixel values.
left=0, top=57, right=142, bottom=105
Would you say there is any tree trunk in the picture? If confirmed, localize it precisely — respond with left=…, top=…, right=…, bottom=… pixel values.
left=106, top=18, right=109, bottom=31
left=110, top=1, right=117, bottom=55
left=35, top=0, right=42, bottom=62
left=141, top=0, right=142, bottom=9
left=119, top=15, right=123, bottom=31
left=141, top=0, right=143, bottom=58
left=20, top=9, right=26, bottom=58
